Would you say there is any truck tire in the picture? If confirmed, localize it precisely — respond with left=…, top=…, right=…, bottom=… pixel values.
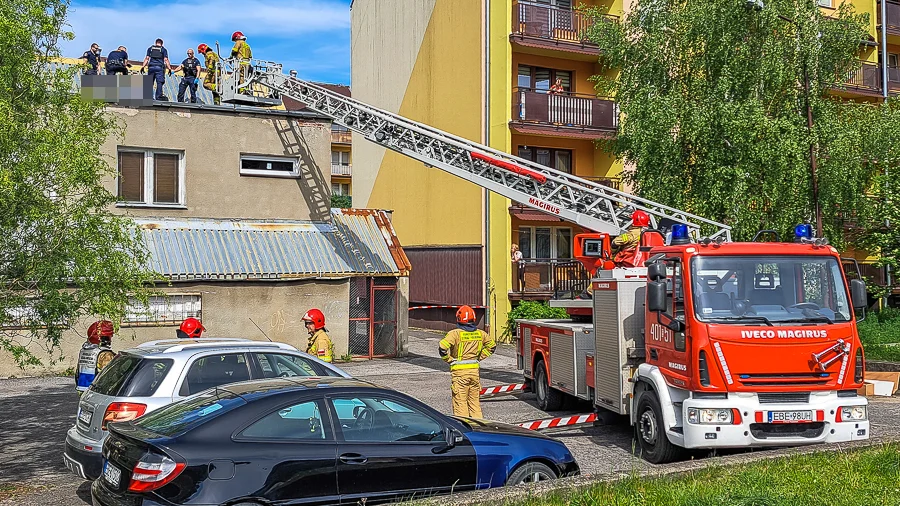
left=635, top=391, right=684, bottom=464
left=535, top=360, right=563, bottom=411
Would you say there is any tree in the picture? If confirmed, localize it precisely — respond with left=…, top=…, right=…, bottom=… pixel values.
left=0, top=0, right=156, bottom=368
left=584, top=0, right=871, bottom=243
left=331, top=194, right=352, bottom=209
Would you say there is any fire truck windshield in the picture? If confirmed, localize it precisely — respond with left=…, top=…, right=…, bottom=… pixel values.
left=690, top=256, right=852, bottom=324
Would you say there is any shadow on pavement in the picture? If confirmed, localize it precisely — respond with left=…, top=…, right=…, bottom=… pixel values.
left=76, top=481, right=92, bottom=503
left=401, top=352, right=524, bottom=384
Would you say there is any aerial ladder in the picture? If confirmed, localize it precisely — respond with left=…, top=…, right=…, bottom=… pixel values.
left=218, top=58, right=732, bottom=242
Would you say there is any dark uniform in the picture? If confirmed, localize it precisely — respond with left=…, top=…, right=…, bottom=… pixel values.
left=146, top=44, right=169, bottom=100
left=106, top=49, right=129, bottom=75
left=178, top=56, right=202, bottom=103
left=82, top=49, right=100, bottom=75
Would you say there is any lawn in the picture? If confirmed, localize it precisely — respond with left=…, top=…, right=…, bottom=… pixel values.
left=497, top=444, right=900, bottom=506
left=859, top=308, right=900, bottom=362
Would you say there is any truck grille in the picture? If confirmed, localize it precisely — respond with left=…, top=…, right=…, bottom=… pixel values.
left=750, top=422, right=824, bottom=439
left=738, top=373, right=830, bottom=387
left=757, top=392, right=811, bottom=404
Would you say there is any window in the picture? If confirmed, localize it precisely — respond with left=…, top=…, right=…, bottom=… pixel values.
left=240, top=400, right=330, bottom=440
left=332, top=183, right=351, bottom=196
left=889, top=53, right=899, bottom=69
left=531, top=0, right=572, bottom=8
left=255, top=352, right=337, bottom=378
left=134, top=389, right=246, bottom=437
left=118, top=149, right=183, bottom=206
left=1, top=299, right=68, bottom=329
left=518, top=146, right=573, bottom=173
left=124, top=294, right=201, bottom=326
left=817, top=0, right=833, bottom=7
left=516, top=226, right=572, bottom=259
left=180, top=353, right=251, bottom=396
left=330, top=395, right=444, bottom=443
left=517, top=65, right=572, bottom=93
left=240, top=155, right=299, bottom=178
left=332, top=151, right=350, bottom=166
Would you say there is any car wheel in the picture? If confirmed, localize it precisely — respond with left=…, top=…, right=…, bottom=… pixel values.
left=534, top=360, right=563, bottom=411
left=506, top=461, right=557, bottom=486
left=635, top=390, right=684, bottom=464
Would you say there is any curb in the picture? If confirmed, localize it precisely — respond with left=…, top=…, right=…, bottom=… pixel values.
left=404, top=435, right=900, bottom=506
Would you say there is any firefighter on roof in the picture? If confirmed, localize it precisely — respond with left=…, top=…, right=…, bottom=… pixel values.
left=198, top=43, right=221, bottom=105
left=303, top=309, right=333, bottom=363
left=177, top=317, right=205, bottom=339
left=230, top=31, right=252, bottom=94
left=76, top=320, right=115, bottom=393
left=612, top=210, right=650, bottom=268
left=439, top=306, right=496, bottom=418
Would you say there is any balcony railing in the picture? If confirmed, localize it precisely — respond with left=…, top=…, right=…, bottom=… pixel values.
left=878, top=0, right=900, bottom=34
left=331, top=129, right=352, bottom=144
left=842, top=60, right=882, bottom=92
left=331, top=163, right=351, bottom=177
left=512, top=1, right=615, bottom=46
left=513, top=87, right=617, bottom=131
left=890, top=65, right=900, bottom=93
left=512, top=258, right=591, bottom=299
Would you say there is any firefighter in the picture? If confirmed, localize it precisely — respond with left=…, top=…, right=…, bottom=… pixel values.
left=612, top=210, right=650, bottom=267
left=438, top=306, right=496, bottom=419
left=76, top=320, right=114, bottom=393
left=177, top=317, right=205, bottom=339
left=230, top=31, right=252, bottom=94
left=198, top=43, right=221, bottom=105
left=302, top=309, right=333, bottom=363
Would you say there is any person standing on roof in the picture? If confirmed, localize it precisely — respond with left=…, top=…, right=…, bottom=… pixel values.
left=177, top=317, right=205, bottom=339
left=230, top=31, right=252, bottom=93
left=198, top=43, right=221, bottom=105
left=105, top=46, right=129, bottom=75
left=439, top=306, right=496, bottom=418
left=140, top=38, right=172, bottom=101
left=81, top=43, right=102, bottom=75
left=172, top=48, right=202, bottom=103
left=302, top=309, right=333, bottom=363
left=612, top=210, right=650, bottom=268
left=76, top=320, right=115, bottom=393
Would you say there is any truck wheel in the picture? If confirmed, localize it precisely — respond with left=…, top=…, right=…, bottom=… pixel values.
left=635, top=391, right=684, bottom=464
left=535, top=360, right=563, bottom=411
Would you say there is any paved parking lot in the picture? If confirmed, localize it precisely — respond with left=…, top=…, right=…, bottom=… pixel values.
left=2, top=329, right=899, bottom=505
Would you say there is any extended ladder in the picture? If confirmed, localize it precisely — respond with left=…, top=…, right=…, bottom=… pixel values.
left=221, top=59, right=731, bottom=240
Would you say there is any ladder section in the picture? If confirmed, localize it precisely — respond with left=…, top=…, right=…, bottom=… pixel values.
left=226, top=59, right=731, bottom=240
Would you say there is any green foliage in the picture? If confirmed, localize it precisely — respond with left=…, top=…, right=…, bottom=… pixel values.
left=340, top=352, right=353, bottom=363
left=331, top=194, right=352, bottom=209
left=583, top=0, right=871, bottom=244
left=502, top=301, right=569, bottom=341
left=859, top=308, right=900, bottom=361
left=0, top=0, right=156, bottom=368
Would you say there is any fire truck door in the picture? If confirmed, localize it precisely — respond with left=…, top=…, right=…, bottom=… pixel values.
left=649, top=259, right=690, bottom=385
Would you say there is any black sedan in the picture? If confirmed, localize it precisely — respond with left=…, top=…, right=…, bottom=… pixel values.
left=92, top=377, right=579, bottom=506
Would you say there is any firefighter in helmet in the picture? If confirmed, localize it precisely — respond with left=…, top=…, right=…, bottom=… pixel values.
left=612, top=210, right=650, bottom=267
left=177, top=317, right=205, bottom=339
left=198, top=43, right=221, bottom=105
left=230, top=31, right=252, bottom=94
left=302, top=309, right=333, bottom=363
left=438, top=306, right=496, bottom=418
left=76, top=320, right=115, bottom=393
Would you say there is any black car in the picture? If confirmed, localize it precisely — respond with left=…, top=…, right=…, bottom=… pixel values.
left=92, top=377, right=579, bottom=506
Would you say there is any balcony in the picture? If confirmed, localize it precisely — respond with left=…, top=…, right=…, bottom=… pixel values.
left=331, top=163, right=352, bottom=177
left=890, top=65, right=900, bottom=93
left=878, top=0, right=900, bottom=36
left=511, top=1, right=617, bottom=57
left=331, top=129, right=352, bottom=145
left=509, top=258, right=590, bottom=301
left=833, top=60, right=900, bottom=97
left=510, top=87, right=617, bottom=139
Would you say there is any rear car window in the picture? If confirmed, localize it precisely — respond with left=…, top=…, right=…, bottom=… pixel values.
left=90, top=354, right=174, bottom=397
left=133, top=389, right=246, bottom=437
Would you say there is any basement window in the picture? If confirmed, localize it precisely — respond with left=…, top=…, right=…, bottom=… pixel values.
left=124, top=294, right=202, bottom=326
left=240, top=155, right=300, bottom=178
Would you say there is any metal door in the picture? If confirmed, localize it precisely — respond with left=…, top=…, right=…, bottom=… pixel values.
left=348, top=277, right=398, bottom=358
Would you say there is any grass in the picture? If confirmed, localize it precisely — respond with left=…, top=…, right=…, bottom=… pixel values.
left=0, top=483, right=46, bottom=501
left=859, top=308, right=900, bottom=362
left=494, top=444, right=900, bottom=506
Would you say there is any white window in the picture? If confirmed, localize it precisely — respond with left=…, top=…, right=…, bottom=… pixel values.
left=517, top=226, right=572, bottom=259
left=817, top=0, right=833, bottom=7
left=124, top=294, right=201, bottom=326
left=331, top=151, right=350, bottom=166
left=118, top=149, right=185, bottom=207
left=332, top=182, right=351, bottom=196
left=1, top=299, right=69, bottom=329
left=240, top=155, right=300, bottom=178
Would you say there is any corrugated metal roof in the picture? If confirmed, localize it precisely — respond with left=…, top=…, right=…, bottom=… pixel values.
left=136, top=211, right=408, bottom=281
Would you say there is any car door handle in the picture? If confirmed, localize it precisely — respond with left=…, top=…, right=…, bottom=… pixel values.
left=339, top=453, right=368, bottom=465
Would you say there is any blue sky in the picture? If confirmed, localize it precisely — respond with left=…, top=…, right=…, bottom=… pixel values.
left=60, top=0, right=352, bottom=85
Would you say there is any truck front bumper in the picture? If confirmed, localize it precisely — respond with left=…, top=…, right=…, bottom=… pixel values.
left=680, top=391, right=869, bottom=449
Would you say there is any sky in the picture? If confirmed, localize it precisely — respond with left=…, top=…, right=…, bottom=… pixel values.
left=60, top=0, right=352, bottom=85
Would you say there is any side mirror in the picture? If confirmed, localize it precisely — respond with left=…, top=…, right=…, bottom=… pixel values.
left=648, top=281, right=667, bottom=313
left=851, top=279, right=867, bottom=310
left=432, top=427, right=460, bottom=454
left=647, top=262, right=666, bottom=281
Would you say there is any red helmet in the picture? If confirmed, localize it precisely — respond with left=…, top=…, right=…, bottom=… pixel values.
left=87, top=320, right=114, bottom=344
left=632, top=210, right=651, bottom=228
left=198, top=43, right=209, bottom=54
left=178, top=317, right=205, bottom=338
left=232, top=31, right=245, bottom=41
left=302, top=309, right=326, bottom=330
left=456, top=305, right=476, bottom=324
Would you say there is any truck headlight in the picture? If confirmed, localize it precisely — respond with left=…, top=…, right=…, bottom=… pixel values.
left=837, top=406, right=867, bottom=422
left=688, top=408, right=734, bottom=425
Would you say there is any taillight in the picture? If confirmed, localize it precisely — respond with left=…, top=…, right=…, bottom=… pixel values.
left=698, top=351, right=710, bottom=387
left=854, top=348, right=865, bottom=384
left=127, top=453, right=186, bottom=493
left=102, top=402, right=147, bottom=430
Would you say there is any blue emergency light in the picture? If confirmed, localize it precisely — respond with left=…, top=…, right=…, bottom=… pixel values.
left=794, top=224, right=812, bottom=242
left=671, top=224, right=690, bottom=245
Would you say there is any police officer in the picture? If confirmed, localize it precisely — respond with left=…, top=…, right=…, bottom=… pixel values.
left=302, top=309, right=333, bottom=363
left=140, top=38, right=172, bottom=101
left=230, top=31, right=252, bottom=94
left=105, top=46, right=129, bottom=75
left=198, top=43, right=221, bottom=105
left=612, top=210, right=650, bottom=267
left=76, top=320, right=114, bottom=393
left=177, top=317, right=205, bottom=339
left=81, top=43, right=102, bottom=75
left=439, top=306, right=496, bottom=418
left=172, top=48, right=202, bottom=103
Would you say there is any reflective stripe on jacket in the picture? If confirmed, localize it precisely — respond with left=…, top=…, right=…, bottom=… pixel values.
left=307, top=329, right=333, bottom=363
left=439, top=329, right=496, bottom=371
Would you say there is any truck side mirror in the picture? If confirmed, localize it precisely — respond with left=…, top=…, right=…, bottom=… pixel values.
left=647, top=262, right=666, bottom=281
left=648, top=281, right=667, bottom=312
left=850, top=279, right=867, bottom=310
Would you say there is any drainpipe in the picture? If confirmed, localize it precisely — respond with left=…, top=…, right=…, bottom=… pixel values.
left=881, top=0, right=890, bottom=308
left=483, top=0, right=492, bottom=333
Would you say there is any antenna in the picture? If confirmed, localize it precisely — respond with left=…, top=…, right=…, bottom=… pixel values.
left=249, top=317, right=273, bottom=342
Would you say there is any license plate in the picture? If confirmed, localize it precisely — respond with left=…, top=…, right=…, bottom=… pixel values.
left=768, top=410, right=813, bottom=423
left=78, top=408, right=93, bottom=425
left=103, top=460, right=121, bottom=488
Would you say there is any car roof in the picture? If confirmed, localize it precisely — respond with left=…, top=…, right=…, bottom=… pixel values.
left=126, top=338, right=299, bottom=357
left=221, top=377, right=381, bottom=399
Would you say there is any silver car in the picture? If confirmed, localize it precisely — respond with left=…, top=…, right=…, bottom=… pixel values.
left=63, top=338, right=350, bottom=480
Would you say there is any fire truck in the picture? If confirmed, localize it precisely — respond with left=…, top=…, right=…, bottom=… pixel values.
left=229, top=59, right=871, bottom=464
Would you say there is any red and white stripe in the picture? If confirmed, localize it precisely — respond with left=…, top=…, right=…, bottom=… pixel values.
left=408, top=305, right=488, bottom=310
left=517, top=413, right=597, bottom=431
left=480, top=383, right=527, bottom=396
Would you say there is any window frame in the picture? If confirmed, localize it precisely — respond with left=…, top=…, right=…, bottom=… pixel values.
left=116, top=147, right=186, bottom=208
left=122, top=293, right=201, bottom=327
left=239, top=154, right=301, bottom=178
left=517, top=146, right=573, bottom=174
left=251, top=352, right=338, bottom=379
left=516, top=225, right=573, bottom=260
left=517, top=65, right=573, bottom=94
left=325, top=393, right=447, bottom=445
left=331, top=182, right=351, bottom=196
left=178, top=352, right=252, bottom=397
left=234, top=397, right=335, bottom=443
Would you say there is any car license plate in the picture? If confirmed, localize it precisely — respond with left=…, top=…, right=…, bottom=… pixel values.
left=78, top=408, right=93, bottom=425
left=103, top=460, right=121, bottom=488
left=768, top=410, right=813, bottom=423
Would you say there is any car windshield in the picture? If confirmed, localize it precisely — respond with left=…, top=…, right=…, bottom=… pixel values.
left=691, top=255, right=852, bottom=324
left=90, top=354, right=174, bottom=397
left=132, top=389, right=245, bottom=437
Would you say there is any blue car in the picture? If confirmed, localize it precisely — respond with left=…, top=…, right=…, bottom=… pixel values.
left=92, top=377, right=579, bottom=506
